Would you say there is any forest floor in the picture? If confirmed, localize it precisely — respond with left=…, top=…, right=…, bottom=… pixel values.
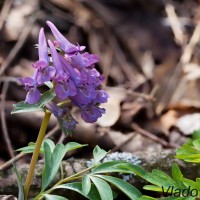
left=0, top=0, right=200, bottom=198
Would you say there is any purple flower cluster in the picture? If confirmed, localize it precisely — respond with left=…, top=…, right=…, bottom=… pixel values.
left=21, top=21, right=109, bottom=129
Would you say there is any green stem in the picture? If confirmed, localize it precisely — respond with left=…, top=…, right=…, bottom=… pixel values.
left=56, top=165, right=95, bottom=186
left=34, top=165, right=97, bottom=200
left=24, top=111, right=51, bottom=200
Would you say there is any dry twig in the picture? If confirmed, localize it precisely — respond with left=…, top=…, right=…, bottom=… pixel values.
left=0, top=125, right=60, bottom=171
left=156, top=22, right=200, bottom=114
left=165, top=3, right=185, bottom=45
left=131, top=123, right=178, bottom=148
left=0, top=0, right=13, bottom=30
left=1, top=81, right=14, bottom=158
left=0, top=16, right=36, bottom=76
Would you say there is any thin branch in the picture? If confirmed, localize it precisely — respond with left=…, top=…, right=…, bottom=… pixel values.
left=0, top=125, right=60, bottom=171
left=0, top=0, right=13, bottom=30
left=0, top=15, right=36, bottom=76
left=165, top=3, right=185, bottom=45
left=0, top=152, right=24, bottom=171
left=131, top=123, right=178, bottom=148
left=156, top=22, right=200, bottom=114
left=1, top=81, right=14, bottom=158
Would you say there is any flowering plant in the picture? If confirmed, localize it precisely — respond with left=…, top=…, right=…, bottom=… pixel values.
left=12, top=21, right=148, bottom=200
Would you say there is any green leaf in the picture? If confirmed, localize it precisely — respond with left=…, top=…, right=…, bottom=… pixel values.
left=15, top=143, right=36, bottom=154
left=143, top=185, right=164, bottom=192
left=55, top=182, right=101, bottom=200
left=11, top=101, right=43, bottom=114
left=176, top=142, right=200, bottom=163
left=182, top=177, right=200, bottom=193
left=175, top=154, right=200, bottom=163
left=89, top=175, right=113, bottom=200
left=177, top=144, right=200, bottom=154
left=64, top=142, right=87, bottom=153
left=92, top=161, right=145, bottom=177
left=42, top=141, right=53, bottom=191
left=96, top=175, right=142, bottom=200
left=160, top=197, right=196, bottom=200
left=192, top=130, right=200, bottom=140
left=143, top=169, right=177, bottom=188
left=192, top=139, right=200, bottom=150
left=11, top=90, right=55, bottom=114
left=13, top=164, right=24, bottom=200
left=138, top=196, right=156, bottom=200
left=15, top=139, right=55, bottom=154
left=93, top=146, right=107, bottom=163
left=42, top=141, right=85, bottom=191
left=44, top=194, right=68, bottom=200
left=37, top=90, right=56, bottom=107
left=82, top=174, right=91, bottom=195
left=117, top=162, right=146, bottom=177
left=44, top=139, right=56, bottom=153
left=171, top=163, right=186, bottom=189
left=42, top=142, right=66, bottom=191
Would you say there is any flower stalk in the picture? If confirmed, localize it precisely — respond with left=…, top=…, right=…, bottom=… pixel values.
left=24, top=111, right=51, bottom=200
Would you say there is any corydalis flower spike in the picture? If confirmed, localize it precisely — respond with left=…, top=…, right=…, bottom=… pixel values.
left=46, top=21, right=80, bottom=55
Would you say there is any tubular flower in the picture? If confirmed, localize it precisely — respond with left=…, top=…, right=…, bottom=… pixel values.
left=21, top=21, right=109, bottom=130
left=46, top=102, right=78, bottom=130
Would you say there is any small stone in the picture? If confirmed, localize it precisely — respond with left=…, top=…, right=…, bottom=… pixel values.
left=0, top=195, right=17, bottom=200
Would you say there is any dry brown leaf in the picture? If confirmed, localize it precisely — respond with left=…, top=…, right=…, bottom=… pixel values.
left=97, top=87, right=126, bottom=127
left=175, top=113, right=200, bottom=135
left=160, top=110, right=178, bottom=132
left=4, top=1, right=37, bottom=41
left=183, top=63, right=200, bottom=80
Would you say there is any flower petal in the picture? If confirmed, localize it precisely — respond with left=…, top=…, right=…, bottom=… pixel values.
left=25, top=88, right=41, bottom=104
left=38, top=28, right=49, bottom=65
left=36, top=66, right=56, bottom=84
left=55, top=79, right=77, bottom=99
left=81, top=105, right=105, bottom=123
left=46, top=21, right=78, bottom=54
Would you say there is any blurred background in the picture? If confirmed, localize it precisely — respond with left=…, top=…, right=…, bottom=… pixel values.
left=0, top=0, right=200, bottom=165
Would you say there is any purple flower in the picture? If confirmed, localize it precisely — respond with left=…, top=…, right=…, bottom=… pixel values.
left=46, top=21, right=85, bottom=55
left=70, top=84, right=97, bottom=106
left=55, top=79, right=77, bottom=100
left=80, top=104, right=105, bottom=123
left=80, top=68, right=104, bottom=86
left=33, top=28, right=56, bottom=84
left=20, top=77, right=41, bottom=104
left=46, top=102, right=78, bottom=130
left=20, top=21, right=109, bottom=128
left=71, top=52, right=99, bottom=69
left=48, top=40, right=77, bottom=99
left=94, top=90, right=109, bottom=103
